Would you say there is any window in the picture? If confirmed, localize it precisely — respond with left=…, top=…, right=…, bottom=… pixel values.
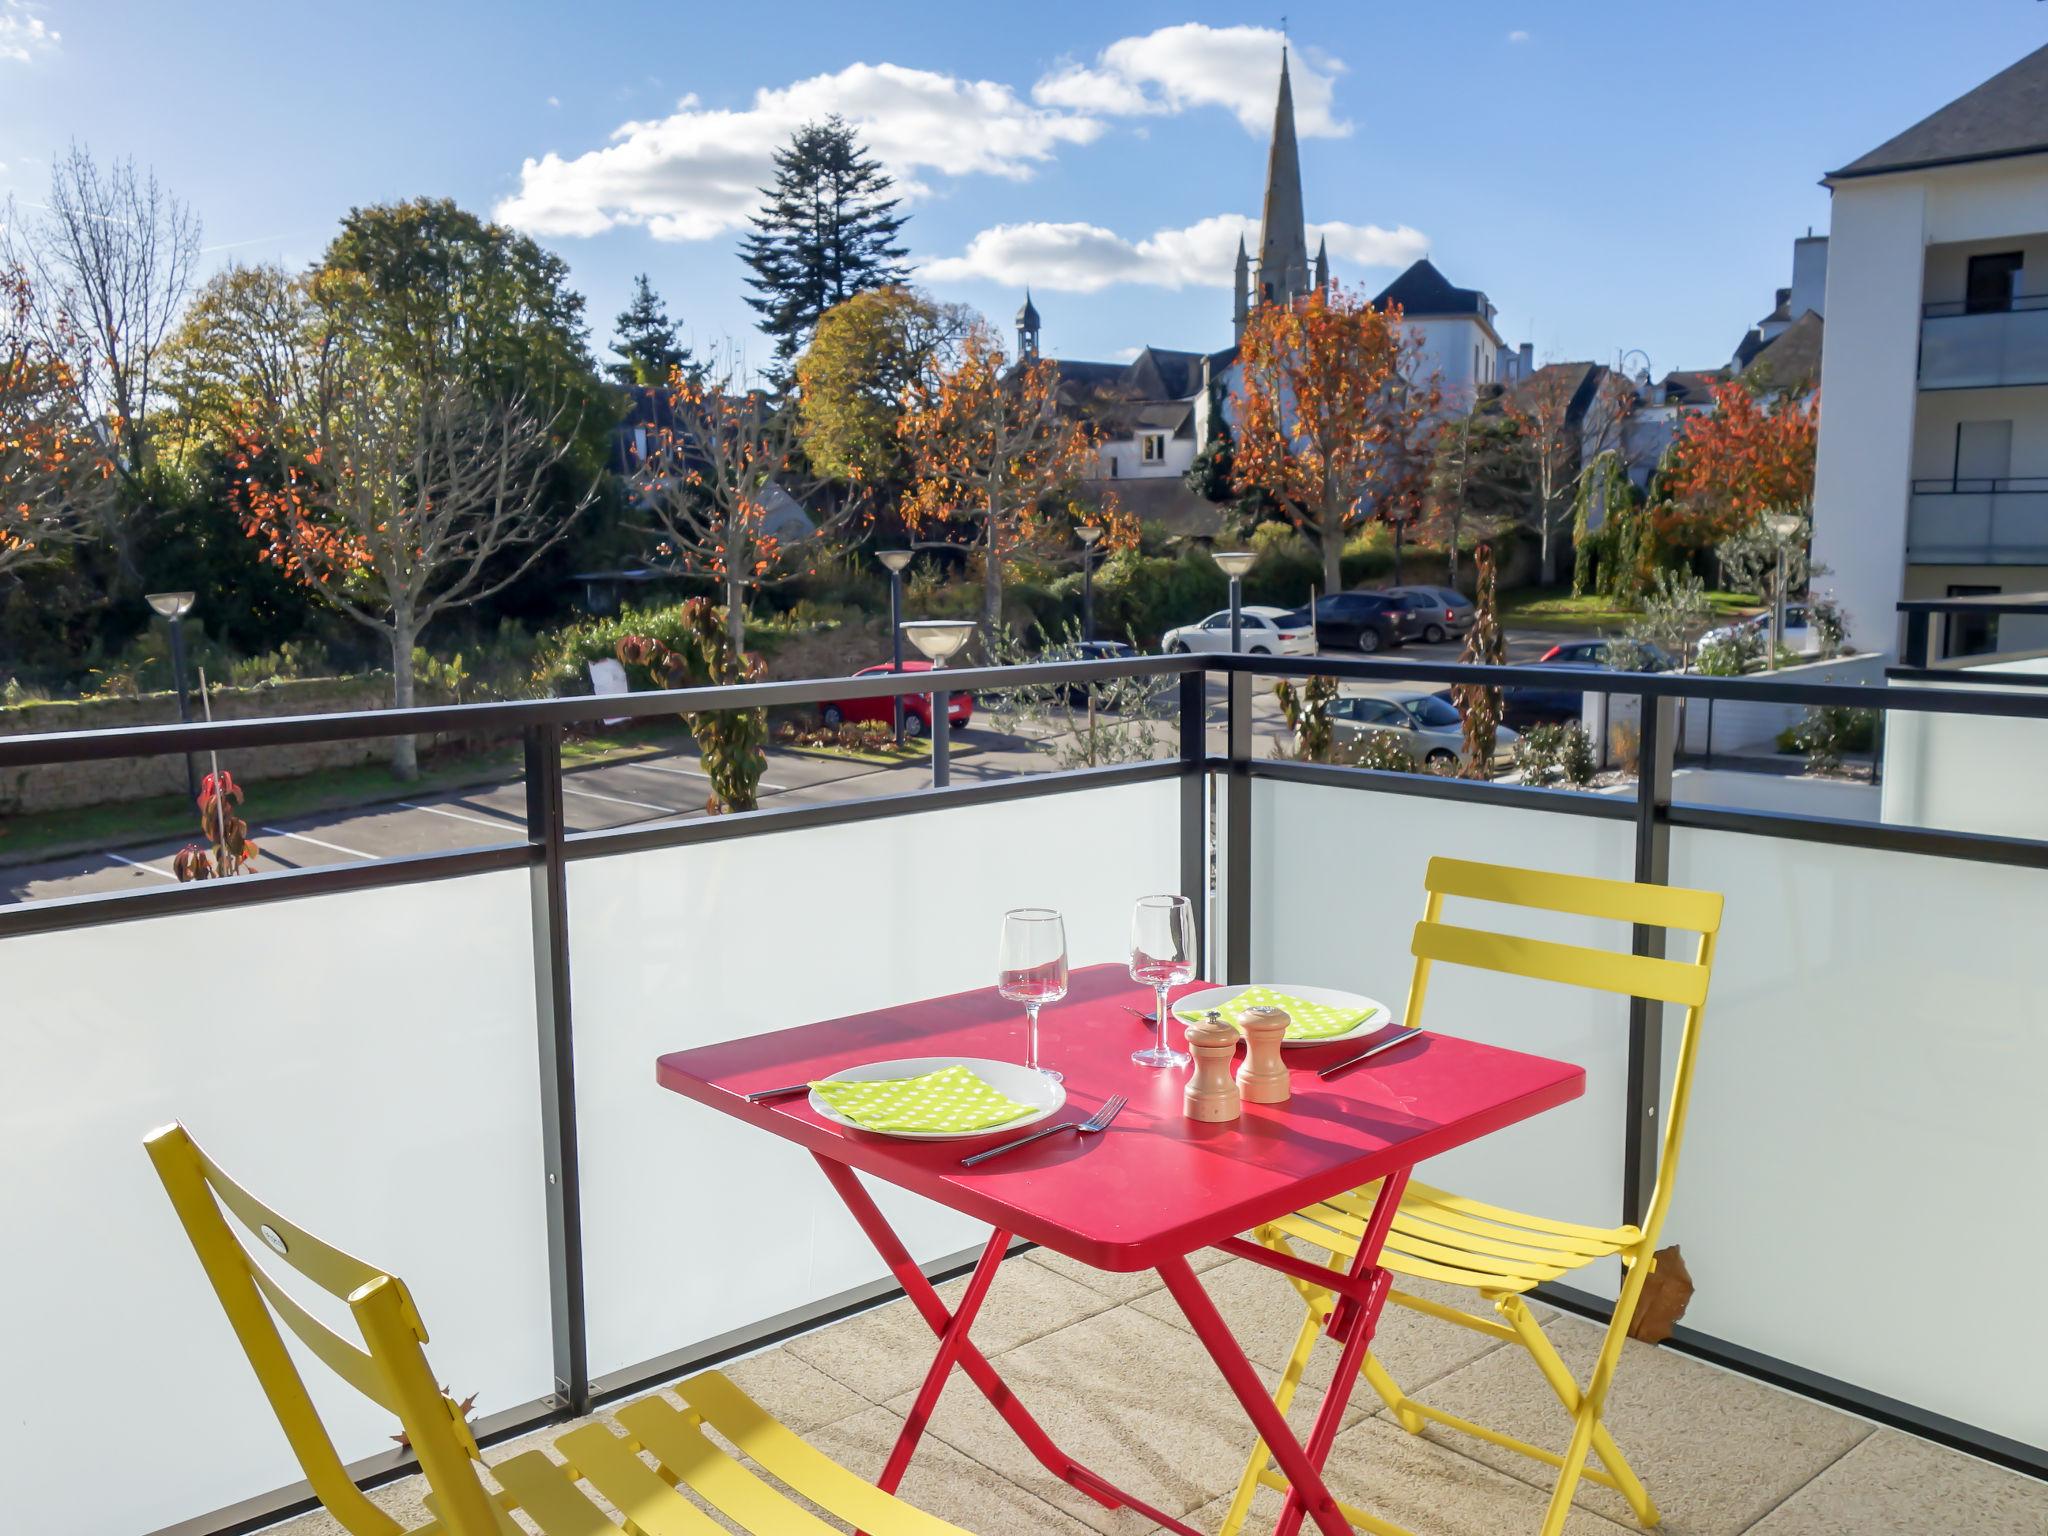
left=1139, top=432, right=1167, bottom=464
left=1965, top=252, right=2023, bottom=314
left=1953, top=420, right=2013, bottom=490
left=1201, top=612, right=1231, bottom=630
left=1945, top=584, right=2001, bottom=659
left=1401, top=694, right=1462, bottom=729
left=1109, top=455, right=1119, bottom=479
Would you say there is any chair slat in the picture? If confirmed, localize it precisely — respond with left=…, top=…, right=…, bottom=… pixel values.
left=554, top=1423, right=728, bottom=1536
left=490, top=1451, right=621, bottom=1536
left=675, top=1371, right=976, bottom=1536
left=245, top=1260, right=397, bottom=1412
left=194, top=1144, right=385, bottom=1300
left=1425, top=856, right=1724, bottom=934
left=615, top=1395, right=842, bottom=1536
left=1413, top=921, right=1710, bottom=1005
left=1398, top=1180, right=1641, bottom=1244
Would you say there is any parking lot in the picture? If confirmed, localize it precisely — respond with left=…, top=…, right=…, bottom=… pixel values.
left=3, top=629, right=1584, bottom=905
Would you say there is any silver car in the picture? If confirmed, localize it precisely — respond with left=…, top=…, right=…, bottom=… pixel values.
left=1326, top=687, right=1519, bottom=770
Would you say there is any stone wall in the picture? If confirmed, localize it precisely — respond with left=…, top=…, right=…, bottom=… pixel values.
left=0, top=677, right=484, bottom=815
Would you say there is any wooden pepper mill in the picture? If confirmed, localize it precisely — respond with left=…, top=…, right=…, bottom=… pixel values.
left=1183, top=1012, right=1242, bottom=1123
left=1235, top=1004, right=1293, bottom=1104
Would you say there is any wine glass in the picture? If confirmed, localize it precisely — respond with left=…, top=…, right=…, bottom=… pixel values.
left=998, top=908, right=1068, bottom=1082
left=1130, top=893, right=1195, bottom=1068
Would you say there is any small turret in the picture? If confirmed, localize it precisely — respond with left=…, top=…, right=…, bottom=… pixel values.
left=1016, top=289, right=1041, bottom=361
left=1314, top=235, right=1329, bottom=293
left=1233, top=236, right=1251, bottom=337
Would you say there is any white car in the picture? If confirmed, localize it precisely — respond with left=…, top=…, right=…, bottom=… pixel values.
left=1327, top=687, right=1519, bottom=770
left=1161, top=604, right=1317, bottom=656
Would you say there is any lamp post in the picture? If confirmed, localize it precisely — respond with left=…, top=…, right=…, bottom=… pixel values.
left=1077, top=525, right=1103, bottom=642
left=902, top=619, right=976, bottom=789
left=877, top=549, right=914, bottom=742
left=1213, top=550, right=1257, bottom=653
left=147, top=591, right=199, bottom=799
left=1766, top=513, right=1803, bottom=671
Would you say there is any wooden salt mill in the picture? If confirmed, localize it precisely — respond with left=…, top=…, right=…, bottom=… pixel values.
left=1183, top=1012, right=1241, bottom=1123
left=1235, top=1004, right=1293, bottom=1104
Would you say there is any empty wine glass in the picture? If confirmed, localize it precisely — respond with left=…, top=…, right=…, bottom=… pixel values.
left=998, top=908, right=1068, bottom=1082
left=1130, top=893, right=1195, bottom=1068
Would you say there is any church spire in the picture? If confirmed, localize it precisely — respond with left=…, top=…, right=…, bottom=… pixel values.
left=1257, top=48, right=1310, bottom=307
left=1314, top=234, right=1329, bottom=293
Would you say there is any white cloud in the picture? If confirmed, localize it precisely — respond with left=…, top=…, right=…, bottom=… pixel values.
left=1033, top=24, right=1349, bottom=138
left=497, top=62, right=1103, bottom=243
left=920, top=213, right=1426, bottom=293
left=0, top=1, right=58, bottom=64
left=546, top=94, right=560, bottom=108
left=1507, top=29, right=1532, bottom=44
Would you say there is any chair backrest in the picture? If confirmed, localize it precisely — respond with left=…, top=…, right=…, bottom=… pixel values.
left=1404, top=857, right=1722, bottom=1244
left=144, top=1123, right=505, bottom=1536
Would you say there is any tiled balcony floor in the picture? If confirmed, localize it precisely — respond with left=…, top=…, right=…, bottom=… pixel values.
left=271, top=1247, right=2047, bottom=1536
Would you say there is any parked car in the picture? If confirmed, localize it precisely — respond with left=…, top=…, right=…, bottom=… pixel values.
left=1536, top=638, right=1675, bottom=672
left=1309, top=590, right=1411, bottom=653
left=1499, top=661, right=1608, bottom=728
left=1700, top=605, right=1810, bottom=652
left=1060, top=639, right=1141, bottom=706
left=1328, top=687, right=1518, bottom=769
left=1161, top=605, right=1316, bottom=656
left=821, top=660, right=973, bottom=738
left=1383, top=585, right=1477, bottom=644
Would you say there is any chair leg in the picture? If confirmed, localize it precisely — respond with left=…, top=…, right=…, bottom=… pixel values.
left=1540, top=1403, right=1602, bottom=1536
left=1361, top=1353, right=1423, bottom=1435
left=1218, top=1302, right=1324, bottom=1536
left=1501, top=1295, right=1659, bottom=1529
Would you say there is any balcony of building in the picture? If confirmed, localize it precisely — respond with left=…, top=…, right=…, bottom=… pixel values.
left=1905, top=476, right=2048, bottom=562
left=3, top=655, right=2044, bottom=1536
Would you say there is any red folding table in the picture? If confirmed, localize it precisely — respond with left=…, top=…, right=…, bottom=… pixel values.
left=655, top=962, right=1584, bottom=1536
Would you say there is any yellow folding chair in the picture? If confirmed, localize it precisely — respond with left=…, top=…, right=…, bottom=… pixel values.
left=145, top=1121, right=984, bottom=1536
left=1222, top=856, right=1722, bottom=1536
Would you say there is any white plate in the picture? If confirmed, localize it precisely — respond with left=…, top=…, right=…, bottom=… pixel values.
left=1171, top=983, right=1392, bottom=1048
left=807, top=1056, right=1067, bottom=1141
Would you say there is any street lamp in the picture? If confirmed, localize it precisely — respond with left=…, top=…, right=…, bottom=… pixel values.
left=1077, top=525, right=1103, bottom=643
left=146, top=591, right=199, bottom=799
left=1766, top=513, right=1803, bottom=671
left=877, top=549, right=914, bottom=742
left=1213, top=550, right=1257, bottom=654
left=902, top=619, right=976, bottom=789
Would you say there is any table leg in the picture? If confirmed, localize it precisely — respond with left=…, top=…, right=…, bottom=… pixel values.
left=878, top=1226, right=1009, bottom=1493
left=815, top=1154, right=1225, bottom=1531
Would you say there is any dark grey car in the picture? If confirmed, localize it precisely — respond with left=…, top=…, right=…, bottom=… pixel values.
left=1384, top=586, right=1476, bottom=644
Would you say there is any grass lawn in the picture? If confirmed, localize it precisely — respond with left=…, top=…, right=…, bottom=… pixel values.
left=0, top=721, right=698, bottom=868
left=1502, top=585, right=1761, bottom=631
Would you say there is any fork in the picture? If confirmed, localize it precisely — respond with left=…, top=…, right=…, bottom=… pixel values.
left=960, top=1094, right=1127, bottom=1166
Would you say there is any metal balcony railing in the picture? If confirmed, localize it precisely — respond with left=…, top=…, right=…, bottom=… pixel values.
left=4, top=654, right=2046, bottom=1535
left=1906, top=479, right=2048, bottom=563
left=1918, top=300, right=2048, bottom=388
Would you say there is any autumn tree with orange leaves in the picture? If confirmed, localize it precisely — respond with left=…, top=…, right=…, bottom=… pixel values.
left=898, top=322, right=1128, bottom=635
left=235, top=293, right=595, bottom=778
left=1, top=264, right=113, bottom=577
left=628, top=363, right=832, bottom=656
left=1231, top=284, right=1439, bottom=597
left=1655, top=377, right=1819, bottom=560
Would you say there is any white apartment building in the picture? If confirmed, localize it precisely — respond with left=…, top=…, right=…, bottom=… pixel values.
left=1811, top=43, right=2048, bottom=656
left=1371, top=259, right=1533, bottom=412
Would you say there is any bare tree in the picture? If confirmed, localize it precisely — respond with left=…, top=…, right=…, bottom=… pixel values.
left=1505, top=366, right=1635, bottom=585
left=238, top=331, right=594, bottom=777
left=1, top=264, right=115, bottom=578
left=628, top=361, right=837, bottom=655
left=0, top=146, right=200, bottom=577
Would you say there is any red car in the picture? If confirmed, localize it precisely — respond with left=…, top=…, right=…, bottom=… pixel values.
left=821, top=661, right=973, bottom=738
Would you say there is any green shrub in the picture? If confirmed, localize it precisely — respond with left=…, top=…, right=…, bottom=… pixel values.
left=1341, top=730, right=1420, bottom=773
left=1514, top=722, right=1597, bottom=788
left=1780, top=705, right=1878, bottom=773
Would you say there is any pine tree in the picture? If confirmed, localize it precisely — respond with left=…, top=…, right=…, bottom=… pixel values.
left=608, top=274, right=693, bottom=388
left=740, top=117, right=908, bottom=370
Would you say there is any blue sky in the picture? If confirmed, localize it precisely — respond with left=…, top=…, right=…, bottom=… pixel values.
left=2, top=1, right=2043, bottom=384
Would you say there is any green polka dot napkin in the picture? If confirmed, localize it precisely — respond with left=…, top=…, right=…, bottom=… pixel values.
left=1174, top=986, right=1385, bottom=1041
left=809, top=1065, right=1039, bottom=1133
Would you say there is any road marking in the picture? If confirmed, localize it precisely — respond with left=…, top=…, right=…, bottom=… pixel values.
left=562, top=785, right=679, bottom=815
left=262, top=826, right=372, bottom=859
left=107, top=852, right=178, bottom=881
left=629, top=759, right=787, bottom=792
left=399, top=800, right=522, bottom=833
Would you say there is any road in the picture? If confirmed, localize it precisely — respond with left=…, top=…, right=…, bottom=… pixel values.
left=4, top=630, right=1580, bottom=906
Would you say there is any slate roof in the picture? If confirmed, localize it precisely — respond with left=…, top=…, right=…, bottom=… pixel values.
left=1509, top=361, right=1608, bottom=425
left=1741, top=311, right=1823, bottom=395
left=1830, top=43, right=2048, bottom=180
left=1084, top=476, right=1226, bottom=538
left=1656, top=370, right=1727, bottom=407
left=1371, top=258, right=1487, bottom=317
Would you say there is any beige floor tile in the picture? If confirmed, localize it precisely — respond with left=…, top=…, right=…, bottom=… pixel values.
left=1406, top=1311, right=1873, bottom=1534
left=1022, top=1240, right=1233, bottom=1303
left=882, top=1301, right=1372, bottom=1535
left=1188, top=1415, right=1634, bottom=1536
left=784, top=1254, right=1117, bottom=1402
left=1129, top=1253, right=1523, bottom=1398
left=812, top=1402, right=1106, bottom=1534
left=1745, top=1429, right=2048, bottom=1536
left=718, top=1345, right=875, bottom=1431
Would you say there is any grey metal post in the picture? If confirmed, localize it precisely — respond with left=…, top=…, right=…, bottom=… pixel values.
left=169, top=614, right=199, bottom=800
left=1082, top=550, right=1095, bottom=642
left=1623, top=693, right=1675, bottom=1229
left=931, top=679, right=950, bottom=788
left=1228, top=574, right=1243, bottom=654
left=523, top=724, right=589, bottom=1416
left=1177, top=668, right=1208, bottom=966
left=889, top=571, right=905, bottom=743
left=1224, top=664, right=1253, bottom=984
left=1902, top=609, right=1930, bottom=668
